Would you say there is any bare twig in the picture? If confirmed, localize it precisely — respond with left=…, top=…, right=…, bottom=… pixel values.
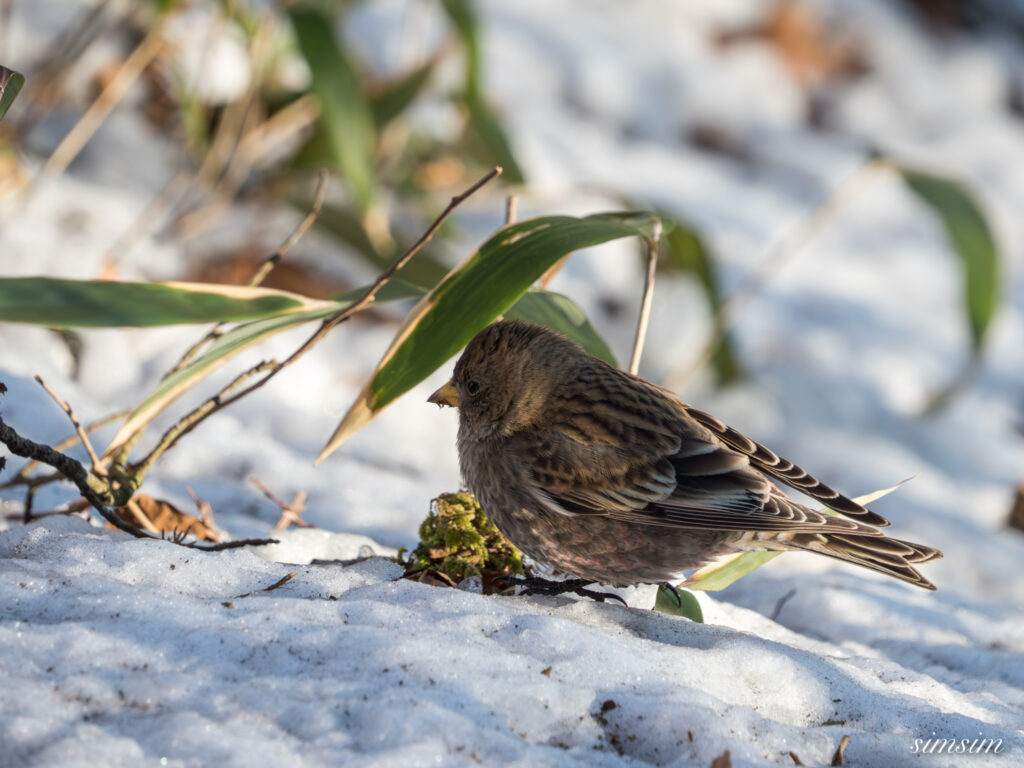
left=101, top=169, right=192, bottom=273
left=1, top=397, right=277, bottom=550
left=504, top=194, right=518, bottom=226
left=170, top=170, right=330, bottom=374
left=35, top=375, right=102, bottom=471
left=234, top=572, right=297, bottom=599
left=35, top=21, right=165, bottom=182
left=186, top=485, right=216, bottom=531
left=124, top=498, right=160, bottom=535
left=129, top=360, right=277, bottom=485
left=1, top=413, right=150, bottom=536
left=629, top=227, right=662, bottom=375
left=139, top=166, right=502, bottom=462
left=252, top=477, right=308, bottom=530
left=250, top=169, right=329, bottom=288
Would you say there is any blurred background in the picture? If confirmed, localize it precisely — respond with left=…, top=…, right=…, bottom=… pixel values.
left=0, top=0, right=1022, bottom=606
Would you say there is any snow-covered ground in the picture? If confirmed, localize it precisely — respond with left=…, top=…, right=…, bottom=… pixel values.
left=2, top=1, right=1023, bottom=765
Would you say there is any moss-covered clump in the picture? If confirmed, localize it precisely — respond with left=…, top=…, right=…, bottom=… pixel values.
left=403, top=491, right=523, bottom=584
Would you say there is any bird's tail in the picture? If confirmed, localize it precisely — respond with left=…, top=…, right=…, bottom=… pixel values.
left=766, top=531, right=943, bottom=590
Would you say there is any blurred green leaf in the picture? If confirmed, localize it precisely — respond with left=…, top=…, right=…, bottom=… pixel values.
left=290, top=6, right=376, bottom=210
left=441, top=0, right=525, bottom=183
left=684, top=552, right=782, bottom=592
left=0, top=67, right=25, bottom=121
left=105, top=280, right=422, bottom=455
left=0, top=279, right=330, bottom=328
left=661, top=217, right=742, bottom=384
left=464, top=98, right=525, bottom=185
left=367, top=58, right=438, bottom=130
left=897, top=166, right=1000, bottom=351
left=319, top=212, right=663, bottom=460
left=505, top=289, right=617, bottom=366
left=654, top=585, right=704, bottom=621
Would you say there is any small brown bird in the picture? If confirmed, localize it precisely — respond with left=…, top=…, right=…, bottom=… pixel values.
left=428, top=320, right=942, bottom=593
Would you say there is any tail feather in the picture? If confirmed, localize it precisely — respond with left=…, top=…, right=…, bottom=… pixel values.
left=786, top=532, right=942, bottom=590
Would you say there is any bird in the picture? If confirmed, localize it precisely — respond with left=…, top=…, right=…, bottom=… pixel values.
left=427, top=319, right=942, bottom=595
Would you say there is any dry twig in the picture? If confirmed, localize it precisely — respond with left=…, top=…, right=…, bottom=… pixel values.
left=135, top=166, right=501, bottom=472
left=629, top=224, right=662, bottom=375
left=35, top=376, right=102, bottom=472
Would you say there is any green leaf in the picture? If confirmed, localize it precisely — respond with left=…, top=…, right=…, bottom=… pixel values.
left=660, top=217, right=742, bottom=384
left=289, top=7, right=376, bottom=210
left=441, top=0, right=525, bottom=183
left=0, top=67, right=25, bottom=121
left=654, top=585, right=704, bottom=622
left=104, top=280, right=423, bottom=455
left=897, top=166, right=1000, bottom=350
left=505, top=289, right=617, bottom=366
left=367, top=58, right=437, bottom=130
left=0, top=279, right=332, bottom=328
left=318, top=212, right=662, bottom=460
left=464, top=97, right=525, bottom=185
left=683, top=552, right=782, bottom=592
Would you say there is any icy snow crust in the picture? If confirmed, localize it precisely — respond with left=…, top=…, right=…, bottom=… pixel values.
left=2, top=0, right=1024, bottom=766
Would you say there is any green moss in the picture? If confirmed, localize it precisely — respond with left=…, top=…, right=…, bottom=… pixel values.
left=404, top=491, right=523, bottom=582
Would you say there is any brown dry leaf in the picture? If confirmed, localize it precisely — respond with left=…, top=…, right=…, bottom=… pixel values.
left=710, top=750, right=732, bottom=768
left=113, top=494, right=220, bottom=541
left=831, top=734, right=851, bottom=767
left=717, top=0, right=866, bottom=87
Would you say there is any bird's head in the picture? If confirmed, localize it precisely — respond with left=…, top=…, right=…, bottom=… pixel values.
left=428, top=320, right=572, bottom=437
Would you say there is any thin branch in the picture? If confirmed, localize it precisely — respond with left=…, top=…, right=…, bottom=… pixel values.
left=234, top=572, right=297, bottom=599
left=253, top=477, right=309, bottom=530
left=0, top=413, right=150, bottom=538
left=186, top=485, right=216, bottom=531
left=0, top=413, right=278, bottom=550
left=170, top=170, right=331, bottom=374
left=250, top=169, right=329, bottom=288
left=124, top=498, right=160, bottom=535
left=36, top=20, right=164, bottom=182
left=629, top=227, right=662, bottom=375
left=130, top=360, right=277, bottom=485
left=35, top=375, right=102, bottom=471
left=504, top=194, right=518, bottom=226
left=139, top=166, right=503, bottom=460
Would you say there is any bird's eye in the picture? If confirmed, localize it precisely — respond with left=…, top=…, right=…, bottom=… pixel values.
left=466, top=379, right=481, bottom=396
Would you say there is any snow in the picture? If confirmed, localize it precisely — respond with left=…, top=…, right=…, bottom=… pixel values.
left=2, top=0, right=1024, bottom=765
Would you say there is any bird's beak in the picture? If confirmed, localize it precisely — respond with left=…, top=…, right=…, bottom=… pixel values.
left=428, top=380, right=461, bottom=408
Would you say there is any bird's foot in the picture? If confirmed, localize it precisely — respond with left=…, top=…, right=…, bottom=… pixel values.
left=659, top=582, right=683, bottom=608
left=498, top=576, right=628, bottom=606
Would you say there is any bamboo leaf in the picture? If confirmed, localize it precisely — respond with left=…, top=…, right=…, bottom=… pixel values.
left=505, top=289, right=617, bottom=366
left=654, top=586, right=704, bottom=622
left=290, top=6, right=376, bottom=210
left=0, top=66, right=25, bottom=121
left=896, top=166, right=1000, bottom=350
left=367, top=58, right=438, bottom=129
left=103, top=281, right=422, bottom=456
left=441, top=0, right=525, bottom=183
left=0, top=279, right=334, bottom=328
left=660, top=217, right=742, bottom=384
left=317, top=212, right=661, bottom=461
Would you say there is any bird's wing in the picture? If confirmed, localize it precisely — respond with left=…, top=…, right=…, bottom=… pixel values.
left=681, top=405, right=890, bottom=527
left=507, top=373, right=881, bottom=535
